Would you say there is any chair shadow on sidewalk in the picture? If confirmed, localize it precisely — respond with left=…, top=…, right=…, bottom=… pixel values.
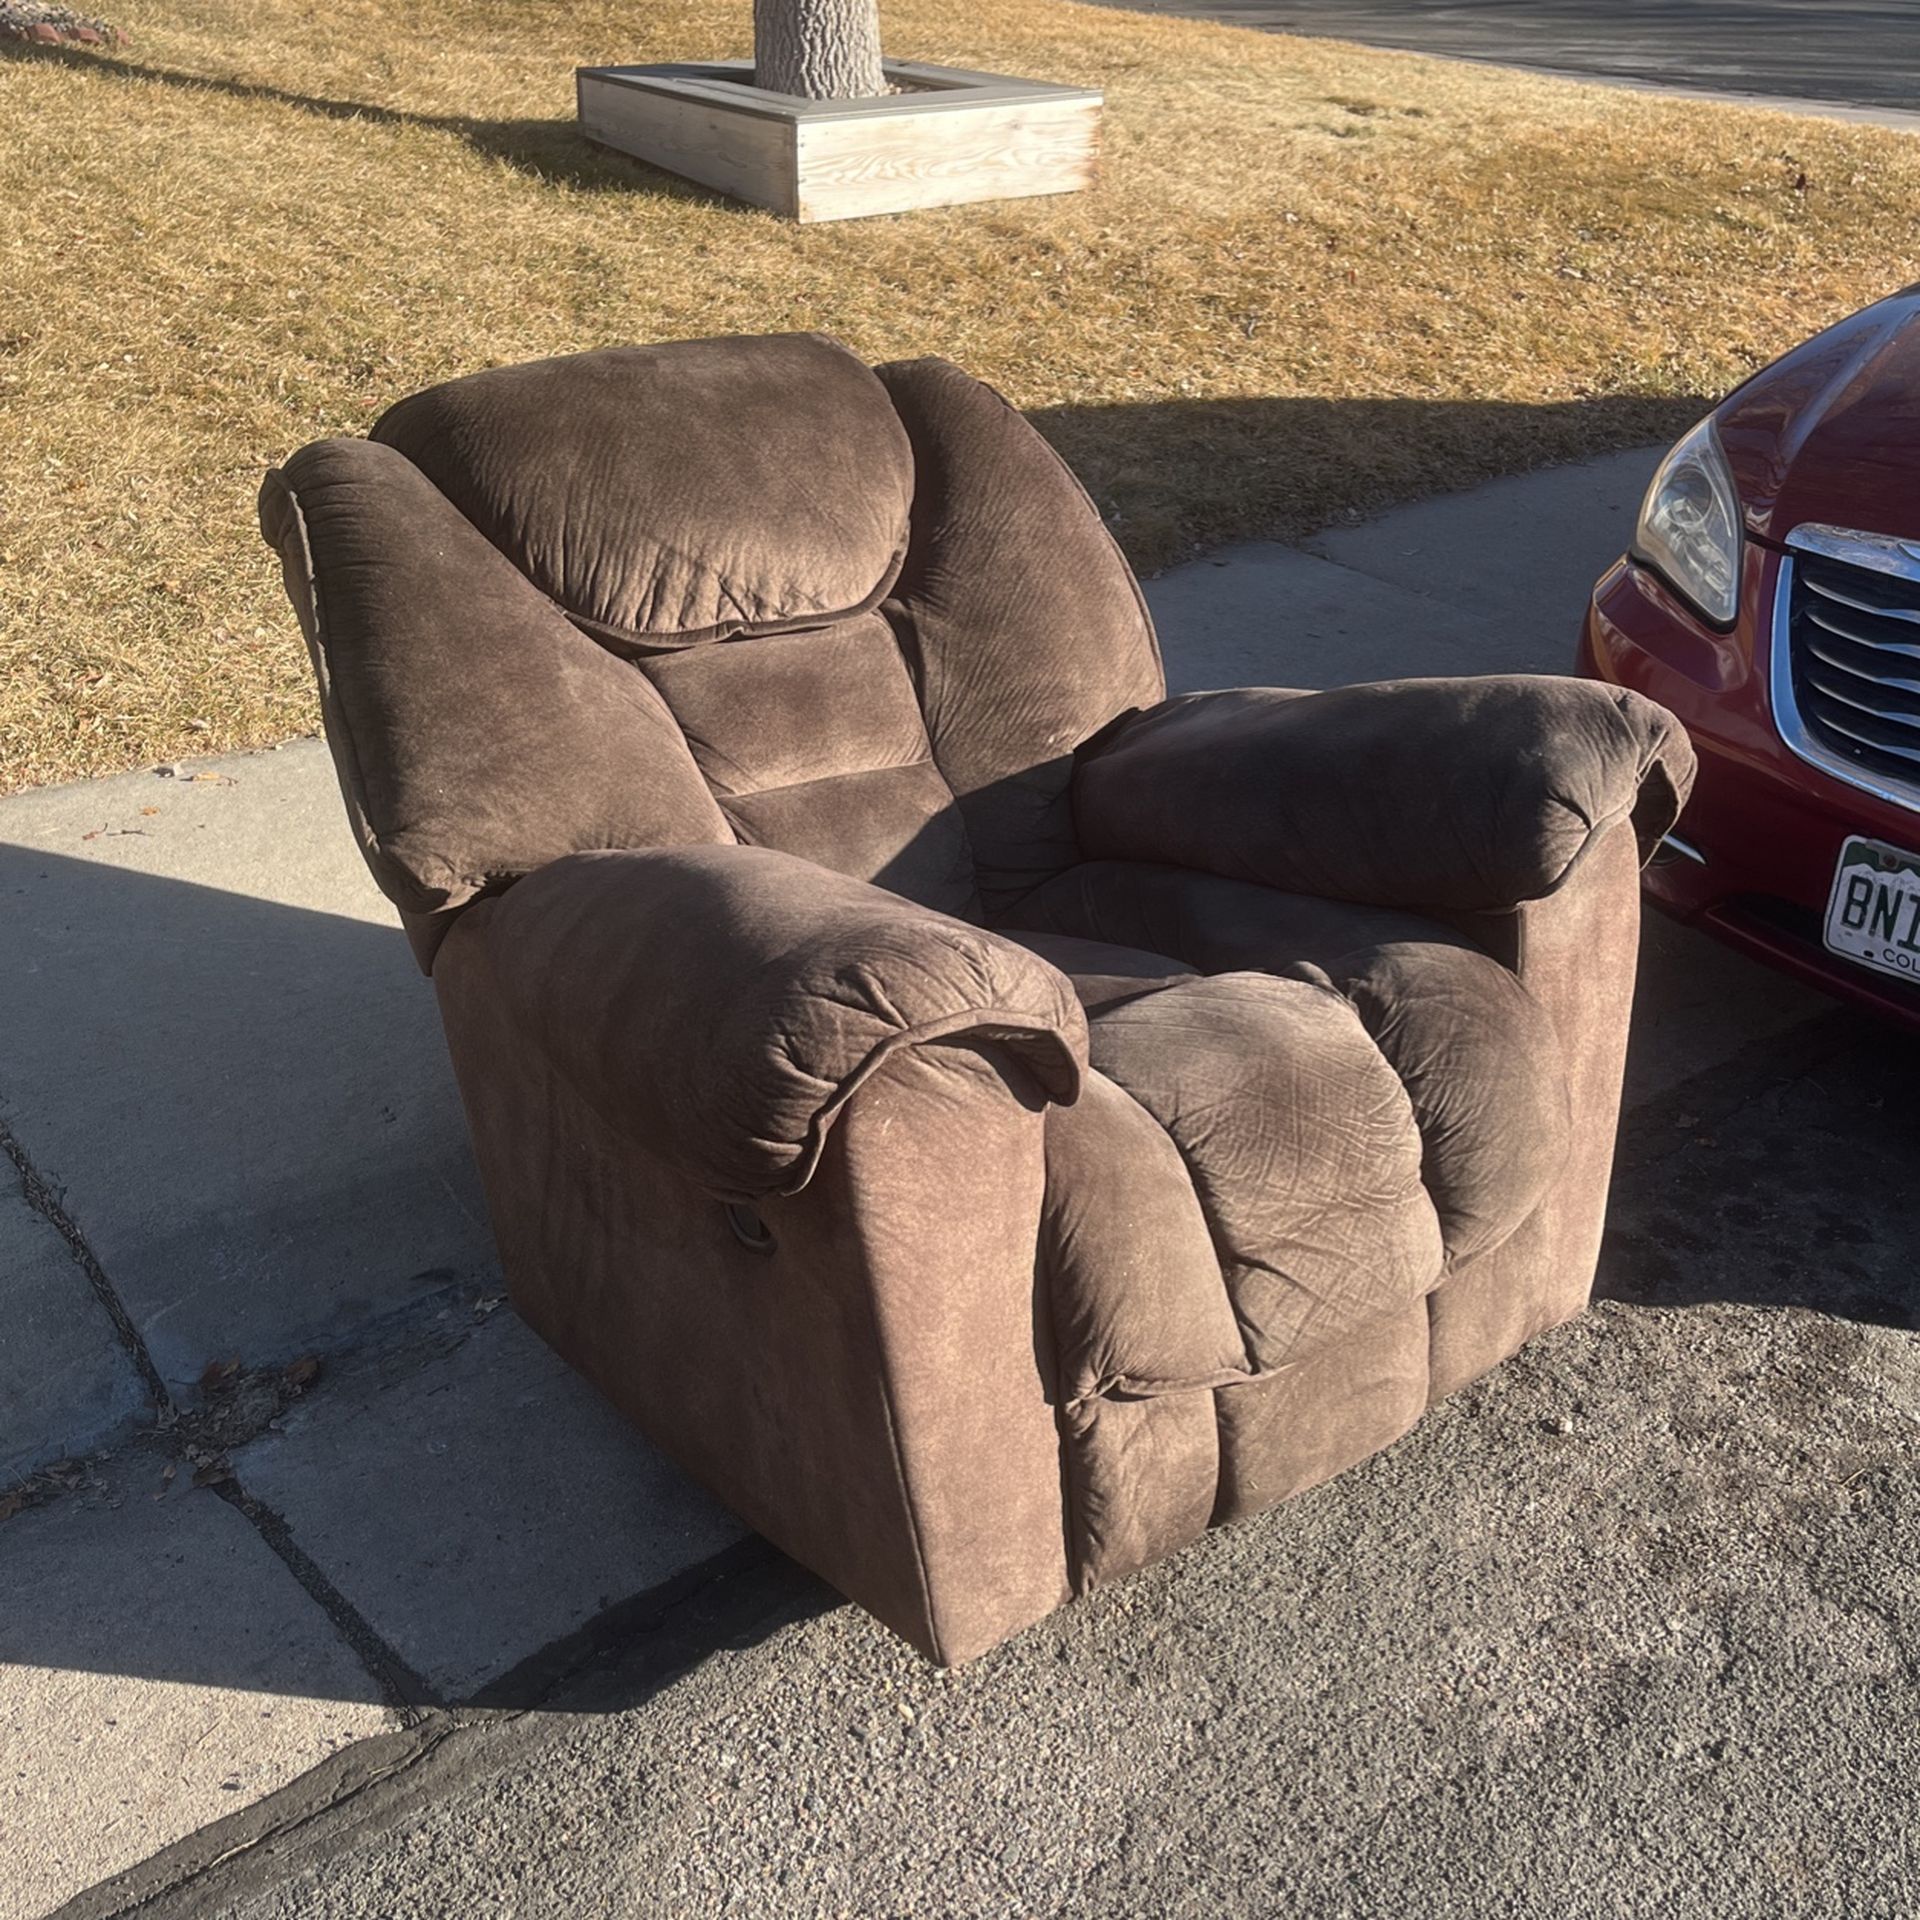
left=0, top=835, right=801, bottom=1710
left=1597, top=998, right=1920, bottom=1336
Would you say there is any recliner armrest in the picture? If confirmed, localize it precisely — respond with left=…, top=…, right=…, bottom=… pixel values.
left=1072, top=675, right=1695, bottom=913
left=477, top=846, right=1087, bottom=1201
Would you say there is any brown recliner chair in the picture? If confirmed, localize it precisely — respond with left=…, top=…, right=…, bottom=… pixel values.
left=259, top=333, right=1693, bottom=1666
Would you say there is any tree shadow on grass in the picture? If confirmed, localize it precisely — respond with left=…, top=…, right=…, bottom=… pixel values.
left=0, top=40, right=715, bottom=200
left=0, top=44, right=1713, bottom=570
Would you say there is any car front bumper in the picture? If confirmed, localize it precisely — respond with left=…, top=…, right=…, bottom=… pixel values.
left=1581, top=545, right=1920, bottom=1031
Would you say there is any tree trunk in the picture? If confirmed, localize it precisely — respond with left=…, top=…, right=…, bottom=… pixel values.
left=754, top=0, right=886, bottom=100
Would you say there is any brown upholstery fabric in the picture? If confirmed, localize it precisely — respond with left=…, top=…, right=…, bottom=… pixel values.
left=638, top=613, right=980, bottom=921
left=1302, top=942, right=1570, bottom=1267
left=1039, top=1067, right=1249, bottom=1403
left=1426, top=821, right=1647, bottom=1400
left=817, top=1041, right=1073, bottom=1664
left=1006, top=930, right=1195, bottom=1016
left=1062, top=1392, right=1219, bottom=1594
left=1006, top=867, right=1573, bottom=1267
left=262, top=332, right=1694, bottom=1666
left=372, top=333, right=913, bottom=650
left=476, top=844, right=1085, bottom=1201
left=258, top=439, right=730, bottom=931
left=436, top=905, right=1069, bottom=1666
left=876, top=358, right=1164, bottom=914
left=1211, top=1301, right=1431, bottom=1525
left=1073, top=676, right=1696, bottom=912
left=1083, top=973, right=1444, bottom=1372
left=638, top=614, right=927, bottom=797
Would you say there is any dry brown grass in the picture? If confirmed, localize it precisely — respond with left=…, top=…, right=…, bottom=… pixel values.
left=3, top=0, right=1919, bottom=789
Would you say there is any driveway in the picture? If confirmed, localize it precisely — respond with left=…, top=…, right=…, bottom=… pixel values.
left=1092, top=0, right=1920, bottom=117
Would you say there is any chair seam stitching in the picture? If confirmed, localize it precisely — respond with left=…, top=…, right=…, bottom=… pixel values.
left=713, top=754, right=943, bottom=805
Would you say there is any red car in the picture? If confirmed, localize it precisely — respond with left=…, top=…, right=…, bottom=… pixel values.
left=1580, top=284, right=1920, bottom=1029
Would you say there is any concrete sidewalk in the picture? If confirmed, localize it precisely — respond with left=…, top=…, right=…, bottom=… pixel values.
left=5, top=443, right=1894, bottom=1919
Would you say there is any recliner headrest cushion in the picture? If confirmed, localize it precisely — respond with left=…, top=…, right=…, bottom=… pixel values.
left=371, top=332, right=913, bottom=652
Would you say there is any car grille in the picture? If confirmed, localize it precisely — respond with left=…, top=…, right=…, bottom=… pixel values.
left=1783, top=537, right=1920, bottom=803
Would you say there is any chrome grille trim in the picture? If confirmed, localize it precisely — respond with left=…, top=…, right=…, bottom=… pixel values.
left=1787, top=523, right=1920, bottom=584
left=1656, top=831, right=1709, bottom=866
left=1804, top=601, right=1920, bottom=654
left=1771, top=532, right=1920, bottom=815
left=1808, top=708, right=1920, bottom=769
left=1803, top=672, right=1920, bottom=731
left=1803, top=639, right=1920, bottom=698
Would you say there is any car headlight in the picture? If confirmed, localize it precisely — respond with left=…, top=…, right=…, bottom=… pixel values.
left=1631, top=415, right=1742, bottom=627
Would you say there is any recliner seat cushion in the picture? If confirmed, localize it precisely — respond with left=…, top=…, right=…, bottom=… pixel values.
left=1014, top=928, right=1451, bottom=1379
left=1007, top=863, right=1572, bottom=1268
left=1084, top=972, right=1445, bottom=1373
left=1014, top=908, right=1572, bottom=1588
left=1009, top=881, right=1572, bottom=1411
left=1039, top=1064, right=1251, bottom=1405
left=1005, top=930, right=1195, bottom=1015
left=1296, top=940, right=1570, bottom=1266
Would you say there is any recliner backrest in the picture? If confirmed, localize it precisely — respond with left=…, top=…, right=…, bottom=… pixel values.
left=262, top=332, right=1165, bottom=962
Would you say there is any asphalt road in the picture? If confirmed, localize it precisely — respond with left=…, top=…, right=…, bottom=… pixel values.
left=1091, top=0, right=1920, bottom=115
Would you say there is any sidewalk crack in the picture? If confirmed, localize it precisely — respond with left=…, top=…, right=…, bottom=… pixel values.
left=0, top=1114, right=172, bottom=1413
left=0, top=1116, right=430, bottom=1725
left=210, top=1479, right=437, bottom=1724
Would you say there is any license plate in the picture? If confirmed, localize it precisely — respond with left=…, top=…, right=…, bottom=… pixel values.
left=1824, top=835, right=1920, bottom=985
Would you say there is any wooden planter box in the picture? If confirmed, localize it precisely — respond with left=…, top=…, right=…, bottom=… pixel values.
left=575, top=60, right=1102, bottom=223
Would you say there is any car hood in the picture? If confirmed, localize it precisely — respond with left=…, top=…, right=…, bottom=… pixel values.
left=1716, top=285, right=1920, bottom=547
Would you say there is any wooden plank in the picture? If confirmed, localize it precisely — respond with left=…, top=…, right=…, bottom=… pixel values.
left=793, top=97, right=1100, bottom=222
left=576, top=70, right=797, bottom=216
left=586, top=59, right=1099, bottom=116
left=583, top=65, right=798, bottom=123
left=862, top=61, right=1104, bottom=108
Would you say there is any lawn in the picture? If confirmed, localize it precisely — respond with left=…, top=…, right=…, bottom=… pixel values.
left=3, top=0, right=1919, bottom=790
